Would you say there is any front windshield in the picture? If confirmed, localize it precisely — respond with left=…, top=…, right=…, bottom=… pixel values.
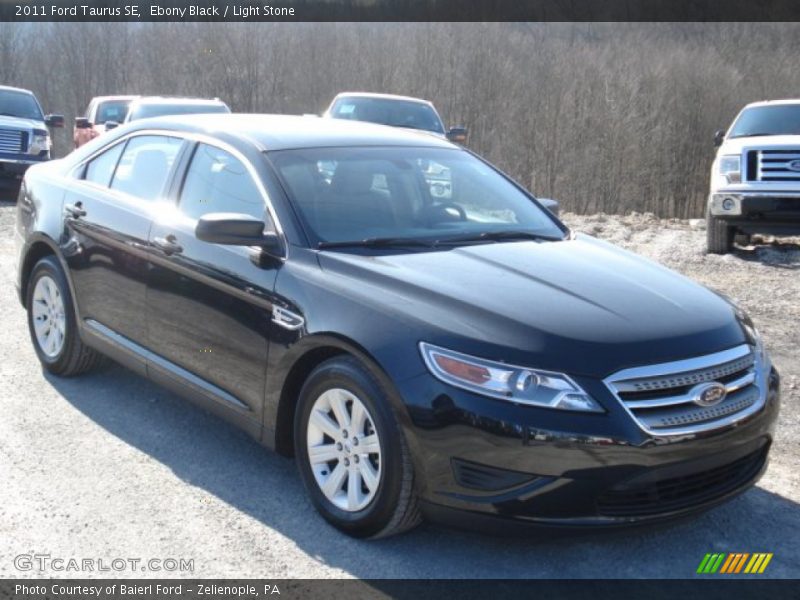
left=269, top=146, right=566, bottom=247
left=129, top=103, right=230, bottom=121
left=729, top=105, right=800, bottom=138
left=96, top=100, right=132, bottom=124
left=0, top=90, right=43, bottom=121
left=330, top=97, right=445, bottom=134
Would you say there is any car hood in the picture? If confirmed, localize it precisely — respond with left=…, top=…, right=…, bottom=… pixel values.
left=316, top=234, right=746, bottom=377
left=0, top=115, right=44, bottom=130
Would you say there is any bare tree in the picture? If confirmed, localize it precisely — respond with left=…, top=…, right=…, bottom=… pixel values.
left=6, top=22, right=800, bottom=217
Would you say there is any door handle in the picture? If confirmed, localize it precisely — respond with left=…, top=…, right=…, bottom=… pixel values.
left=64, top=202, right=86, bottom=218
left=153, top=235, right=183, bottom=256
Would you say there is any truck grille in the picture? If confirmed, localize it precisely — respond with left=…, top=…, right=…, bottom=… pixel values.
left=605, top=345, right=765, bottom=436
left=753, top=149, right=800, bottom=181
left=0, top=128, right=27, bottom=153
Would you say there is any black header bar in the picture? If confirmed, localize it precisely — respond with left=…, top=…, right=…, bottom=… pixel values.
left=4, top=0, right=800, bottom=22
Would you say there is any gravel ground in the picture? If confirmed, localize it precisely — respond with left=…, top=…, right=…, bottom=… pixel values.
left=0, top=201, right=798, bottom=580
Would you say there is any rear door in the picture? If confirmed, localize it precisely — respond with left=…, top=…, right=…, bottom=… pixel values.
left=145, top=141, right=282, bottom=428
left=63, top=133, right=185, bottom=350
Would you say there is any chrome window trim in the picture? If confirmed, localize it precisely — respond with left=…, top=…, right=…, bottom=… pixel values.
left=67, top=128, right=287, bottom=258
left=604, top=344, right=768, bottom=437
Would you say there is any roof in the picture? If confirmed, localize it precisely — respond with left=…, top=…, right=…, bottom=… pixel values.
left=130, top=96, right=227, bottom=106
left=744, top=99, right=800, bottom=108
left=91, top=95, right=140, bottom=103
left=332, top=92, right=434, bottom=106
left=131, top=113, right=456, bottom=151
left=0, top=85, right=35, bottom=95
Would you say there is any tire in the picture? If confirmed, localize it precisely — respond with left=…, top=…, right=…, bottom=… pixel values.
left=707, top=213, right=734, bottom=254
left=294, top=356, right=421, bottom=539
left=26, top=256, right=104, bottom=376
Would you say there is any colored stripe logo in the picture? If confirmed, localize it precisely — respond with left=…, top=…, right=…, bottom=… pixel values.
left=697, top=553, right=773, bottom=574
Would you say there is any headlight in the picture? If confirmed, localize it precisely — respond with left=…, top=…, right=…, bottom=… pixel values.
left=29, top=129, right=51, bottom=155
left=419, top=342, right=604, bottom=412
left=719, top=154, right=741, bottom=184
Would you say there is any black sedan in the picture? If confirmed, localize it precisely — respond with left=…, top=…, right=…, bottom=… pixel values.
left=14, top=114, right=779, bottom=538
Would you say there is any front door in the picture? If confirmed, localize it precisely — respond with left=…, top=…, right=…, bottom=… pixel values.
left=145, top=141, right=281, bottom=429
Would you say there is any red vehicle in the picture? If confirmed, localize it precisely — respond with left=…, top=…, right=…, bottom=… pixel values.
left=73, top=95, right=138, bottom=149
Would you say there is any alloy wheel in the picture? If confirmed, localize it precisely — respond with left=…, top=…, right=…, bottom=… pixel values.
left=31, top=275, right=66, bottom=358
left=306, top=388, right=382, bottom=512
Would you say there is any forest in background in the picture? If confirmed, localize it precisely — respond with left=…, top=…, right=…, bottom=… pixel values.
left=2, top=22, right=799, bottom=218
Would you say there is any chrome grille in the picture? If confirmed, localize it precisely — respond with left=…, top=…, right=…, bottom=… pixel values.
left=605, top=345, right=765, bottom=436
left=756, top=149, right=800, bottom=181
left=0, top=128, right=26, bottom=153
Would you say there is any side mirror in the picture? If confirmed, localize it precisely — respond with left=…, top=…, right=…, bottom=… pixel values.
left=446, top=126, right=468, bottom=144
left=45, top=114, right=65, bottom=128
left=714, top=129, right=726, bottom=148
left=539, top=197, right=559, bottom=217
left=75, top=117, right=92, bottom=129
left=105, top=121, right=119, bottom=131
left=195, top=213, right=284, bottom=256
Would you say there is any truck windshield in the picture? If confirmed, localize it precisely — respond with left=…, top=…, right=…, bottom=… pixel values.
left=269, top=146, right=566, bottom=247
left=96, top=100, right=132, bottom=124
left=729, top=105, right=800, bottom=138
left=330, top=97, right=445, bottom=134
left=0, top=90, right=44, bottom=121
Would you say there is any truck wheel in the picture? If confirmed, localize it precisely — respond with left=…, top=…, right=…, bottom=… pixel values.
left=707, top=214, right=733, bottom=254
left=26, top=256, right=105, bottom=376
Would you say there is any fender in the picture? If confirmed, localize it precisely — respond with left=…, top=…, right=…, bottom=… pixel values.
left=264, top=332, right=418, bottom=455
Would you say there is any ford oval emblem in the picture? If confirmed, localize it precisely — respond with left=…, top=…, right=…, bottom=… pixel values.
left=692, top=382, right=727, bottom=407
left=788, top=159, right=800, bottom=172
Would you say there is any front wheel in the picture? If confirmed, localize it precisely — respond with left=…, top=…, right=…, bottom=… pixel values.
left=707, top=213, right=734, bottom=254
left=294, top=356, right=421, bottom=538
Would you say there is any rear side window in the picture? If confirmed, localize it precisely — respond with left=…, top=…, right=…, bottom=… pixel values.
left=84, top=142, right=124, bottom=187
left=110, top=135, right=182, bottom=201
left=179, top=143, right=265, bottom=221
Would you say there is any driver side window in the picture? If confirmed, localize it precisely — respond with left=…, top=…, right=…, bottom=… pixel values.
left=179, top=143, right=267, bottom=223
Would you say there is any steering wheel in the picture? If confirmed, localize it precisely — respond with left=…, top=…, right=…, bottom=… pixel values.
left=425, top=202, right=467, bottom=223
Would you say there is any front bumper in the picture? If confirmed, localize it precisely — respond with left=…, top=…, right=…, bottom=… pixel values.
left=399, top=364, right=780, bottom=531
left=709, top=191, right=800, bottom=235
left=0, top=153, right=49, bottom=184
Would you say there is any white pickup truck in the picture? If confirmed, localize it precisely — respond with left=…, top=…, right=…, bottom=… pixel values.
left=0, top=85, right=63, bottom=199
left=708, top=99, right=800, bottom=253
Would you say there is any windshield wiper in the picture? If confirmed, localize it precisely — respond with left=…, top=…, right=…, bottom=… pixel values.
left=317, top=237, right=436, bottom=250
left=434, top=230, right=564, bottom=246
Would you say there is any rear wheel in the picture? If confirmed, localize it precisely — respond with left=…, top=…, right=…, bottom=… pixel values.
left=26, top=256, right=104, bottom=376
left=294, top=356, right=421, bottom=538
left=707, top=213, right=734, bottom=254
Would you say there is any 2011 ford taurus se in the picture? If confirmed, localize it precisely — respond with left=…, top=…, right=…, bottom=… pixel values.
left=14, top=114, right=780, bottom=538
